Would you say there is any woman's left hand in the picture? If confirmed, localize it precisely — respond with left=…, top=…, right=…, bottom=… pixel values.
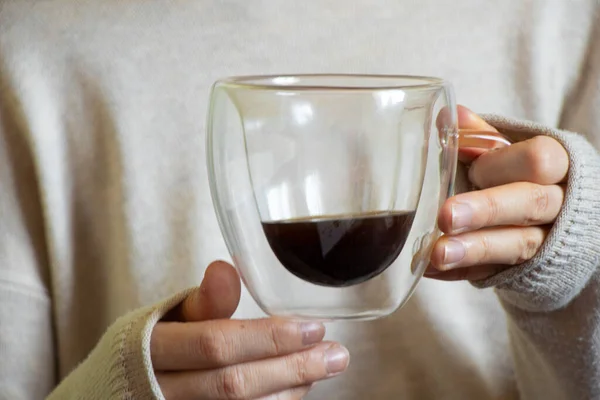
left=425, top=107, right=570, bottom=281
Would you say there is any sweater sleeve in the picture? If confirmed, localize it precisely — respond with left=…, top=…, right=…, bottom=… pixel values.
left=467, top=116, right=600, bottom=400
left=471, top=116, right=600, bottom=312
left=47, top=289, right=193, bottom=400
left=467, top=15, right=600, bottom=399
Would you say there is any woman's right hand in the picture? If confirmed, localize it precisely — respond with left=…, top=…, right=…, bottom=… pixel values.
left=151, top=261, right=350, bottom=400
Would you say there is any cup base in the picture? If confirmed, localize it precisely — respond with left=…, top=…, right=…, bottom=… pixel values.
left=262, top=306, right=397, bottom=322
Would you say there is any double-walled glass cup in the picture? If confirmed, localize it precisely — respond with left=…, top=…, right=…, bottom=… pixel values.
left=206, top=74, right=506, bottom=320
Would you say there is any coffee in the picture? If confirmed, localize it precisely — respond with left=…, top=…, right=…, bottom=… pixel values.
left=262, top=211, right=415, bottom=287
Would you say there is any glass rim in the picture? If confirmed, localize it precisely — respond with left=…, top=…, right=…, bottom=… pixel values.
left=216, top=73, right=447, bottom=91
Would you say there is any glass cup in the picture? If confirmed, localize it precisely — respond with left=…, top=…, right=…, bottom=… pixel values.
left=206, top=74, right=508, bottom=320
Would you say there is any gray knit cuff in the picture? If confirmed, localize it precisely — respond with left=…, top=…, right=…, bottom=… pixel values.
left=470, top=115, right=600, bottom=312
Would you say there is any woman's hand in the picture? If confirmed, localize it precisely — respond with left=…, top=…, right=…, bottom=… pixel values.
left=151, top=261, right=349, bottom=399
left=426, top=106, right=569, bottom=281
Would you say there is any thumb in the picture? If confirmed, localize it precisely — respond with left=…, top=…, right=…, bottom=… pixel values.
left=168, top=260, right=242, bottom=322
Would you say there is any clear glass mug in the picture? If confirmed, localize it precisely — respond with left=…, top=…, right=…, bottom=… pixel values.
left=206, top=74, right=509, bottom=320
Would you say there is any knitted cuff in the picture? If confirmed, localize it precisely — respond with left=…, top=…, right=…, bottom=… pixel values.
left=48, top=288, right=194, bottom=399
left=470, top=115, right=600, bottom=312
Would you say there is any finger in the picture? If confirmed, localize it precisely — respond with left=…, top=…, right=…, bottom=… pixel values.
left=429, top=225, right=550, bottom=271
left=438, top=183, right=565, bottom=234
left=436, top=105, right=506, bottom=163
left=151, top=318, right=326, bottom=371
left=255, top=385, right=313, bottom=400
left=456, top=106, right=507, bottom=163
left=435, top=105, right=497, bottom=133
left=469, top=135, right=569, bottom=189
left=457, top=105, right=498, bottom=132
left=165, top=260, right=241, bottom=323
left=156, top=342, right=349, bottom=400
left=424, top=264, right=510, bottom=282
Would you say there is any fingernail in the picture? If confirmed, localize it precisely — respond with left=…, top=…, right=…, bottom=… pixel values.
left=325, top=345, right=349, bottom=375
left=443, top=239, right=466, bottom=265
left=451, top=203, right=473, bottom=232
left=301, top=322, right=325, bottom=345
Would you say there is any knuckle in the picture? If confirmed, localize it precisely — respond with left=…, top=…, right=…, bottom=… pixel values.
left=524, top=137, right=555, bottom=182
left=515, top=231, right=542, bottom=264
left=267, top=321, right=293, bottom=355
left=192, top=328, right=232, bottom=365
left=216, top=367, right=248, bottom=399
left=288, top=350, right=313, bottom=384
left=476, top=234, right=494, bottom=264
left=482, top=193, right=501, bottom=227
left=525, top=185, right=549, bottom=225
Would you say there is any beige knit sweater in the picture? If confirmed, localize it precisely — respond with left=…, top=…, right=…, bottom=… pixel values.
left=1, top=1, right=600, bottom=399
